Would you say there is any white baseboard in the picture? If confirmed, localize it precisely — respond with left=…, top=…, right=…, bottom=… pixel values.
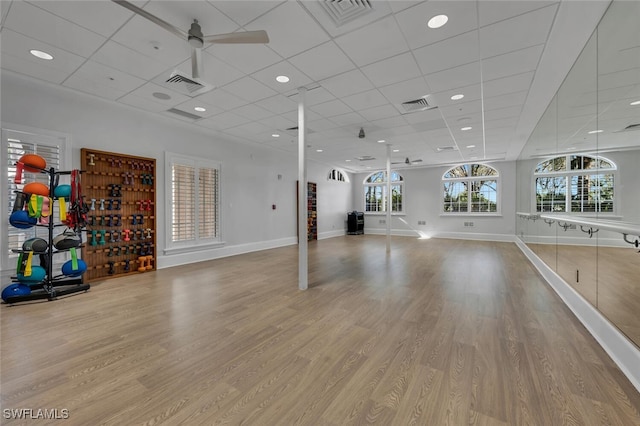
left=157, top=237, right=297, bottom=269
left=364, top=228, right=420, bottom=237
left=433, top=231, right=516, bottom=243
left=318, top=229, right=346, bottom=240
left=516, top=239, right=640, bottom=393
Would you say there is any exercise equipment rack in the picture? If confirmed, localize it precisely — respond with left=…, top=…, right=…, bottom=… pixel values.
left=5, top=167, right=90, bottom=304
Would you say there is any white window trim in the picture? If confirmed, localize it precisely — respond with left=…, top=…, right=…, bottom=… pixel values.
left=164, top=152, right=223, bottom=255
left=442, top=163, right=501, bottom=216
left=1, top=124, right=71, bottom=273
left=363, top=170, right=405, bottom=214
left=531, top=155, right=618, bottom=215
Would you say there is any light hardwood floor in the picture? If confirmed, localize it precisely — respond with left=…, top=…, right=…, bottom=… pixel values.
left=2, top=236, right=639, bottom=425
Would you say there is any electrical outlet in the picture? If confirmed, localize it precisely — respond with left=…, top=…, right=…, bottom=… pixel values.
left=464, top=221, right=475, bottom=227
left=379, top=219, right=386, bottom=224
left=418, top=220, right=426, bottom=225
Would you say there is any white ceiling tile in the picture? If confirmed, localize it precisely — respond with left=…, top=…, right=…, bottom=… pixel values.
left=321, top=69, right=375, bottom=98
left=196, top=87, right=248, bottom=111
left=92, top=41, right=167, bottom=81
left=118, top=95, right=169, bottom=113
left=426, top=62, right=480, bottom=92
left=404, top=108, right=445, bottom=124
left=111, top=15, right=191, bottom=66
left=120, top=81, right=190, bottom=107
left=222, top=76, right=277, bottom=103
left=335, top=16, right=409, bottom=67
left=413, top=31, right=479, bottom=75
left=29, top=0, right=133, bottom=37
left=483, top=71, right=535, bottom=98
left=250, top=60, right=313, bottom=93
left=224, top=121, right=272, bottom=137
left=143, top=1, right=239, bottom=38
left=388, top=1, right=421, bottom=14
left=173, top=50, right=245, bottom=87
left=378, top=77, right=431, bottom=104
left=288, top=41, right=355, bottom=82
left=330, top=112, right=366, bottom=127
left=210, top=1, right=285, bottom=27
left=395, top=1, right=478, bottom=50
left=232, top=104, right=274, bottom=121
left=483, top=44, right=544, bottom=81
left=208, top=43, right=282, bottom=75
left=246, top=1, right=330, bottom=58
left=254, top=94, right=298, bottom=115
left=484, top=105, right=522, bottom=121
left=0, top=29, right=85, bottom=84
left=359, top=104, right=399, bottom=122
left=301, top=87, right=336, bottom=106
left=310, top=100, right=353, bottom=118
left=258, top=115, right=296, bottom=131
left=478, top=1, right=559, bottom=27
left=307, top=118, right=339, bottom=132
left=479, top=5, right=558, bottom=59
left=484, top=91, right=528, bottom=111
left=173, top=99, right=225, bottom=118
left=342, top=89, right=389, bottom=111
left=5, top=1, right=106, bottom=58
left=368, top=116, right=409, bottom=131
left=1, top=0, right=12, bottom=24
left=198, top=111, right=250, bottom=130
left=361, top=52, right=422, bottom=87
left=63, top=60, right=146, bottom=100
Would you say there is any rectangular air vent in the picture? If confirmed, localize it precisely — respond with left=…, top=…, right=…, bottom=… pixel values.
left=166, top=108, right=202, bottom=120
left=356, top=155, right=376, bottom=161
left=436, top=146, right=458, bottom=152
left=320, top=0, right=373, bottom=27
left=162, top=71, right=214, bottom=97
left=401, top=95, right=437, bottom=113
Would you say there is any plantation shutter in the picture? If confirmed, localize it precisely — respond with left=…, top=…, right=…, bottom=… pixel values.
left=171, top=163, right=196, bottom=242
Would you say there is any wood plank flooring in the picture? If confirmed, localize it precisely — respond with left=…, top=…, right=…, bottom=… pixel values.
left=1, top=236, right=639, bottom=425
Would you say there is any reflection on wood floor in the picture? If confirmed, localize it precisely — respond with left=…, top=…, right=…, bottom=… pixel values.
left=528, top=243, right=640, bottom=348
left=2, top=236, right=639, bottom=425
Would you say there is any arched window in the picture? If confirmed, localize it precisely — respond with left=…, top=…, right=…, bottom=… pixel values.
left=327, top=168, right=348, bottom=182
left=443, top=164, right=499, bottom=213
left=534, top=155, right=616, bottom=213
left=364, top=171, right=404, bottom=213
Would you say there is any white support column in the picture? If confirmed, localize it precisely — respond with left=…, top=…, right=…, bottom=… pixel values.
left=386, top=144, right=391, bottom=254
left=298, top=87, right=308, bottom=290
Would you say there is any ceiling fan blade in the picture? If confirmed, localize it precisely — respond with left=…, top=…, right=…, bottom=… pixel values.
left=191, top=47, right=203, bottom=80
left=112, top=0, right=187, bottom=40
left=203, top=30, right=269, bottom=44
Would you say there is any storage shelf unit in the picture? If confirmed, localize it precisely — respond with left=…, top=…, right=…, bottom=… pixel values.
left=297, top=181, right=317, bottom=241
left=347, top=211, right=364, bottom=235
left=81, top=149, right=156, bottom=281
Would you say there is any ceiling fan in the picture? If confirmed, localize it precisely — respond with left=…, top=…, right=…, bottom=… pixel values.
left=112, top=0, right=270, bottom=79
left=392, top=157, right=423, bottom=166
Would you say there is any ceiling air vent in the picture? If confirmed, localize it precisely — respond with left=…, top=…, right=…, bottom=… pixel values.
left=400, top=95, right=437, bottom=114
left=436, top=146, right=458, bottom=152
left=283, top=126, right=315, bottom=135
left=164, top=70, right=214, bottom=97
left=166, top=108, right=202, bottom=120
left=616, top=123, right=640, bottom=132
left=356, top=155, right=376, bottom=161
left=320, top=0, right=373, bottom=27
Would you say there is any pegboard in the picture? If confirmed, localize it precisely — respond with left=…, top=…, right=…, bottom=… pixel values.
left=80, top=149, right=156, bottom=281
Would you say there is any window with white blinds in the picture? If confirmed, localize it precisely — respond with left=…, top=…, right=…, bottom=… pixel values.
left=166, top=153, right=220, bottom=250
left=2, top=127, right=67, bottom=271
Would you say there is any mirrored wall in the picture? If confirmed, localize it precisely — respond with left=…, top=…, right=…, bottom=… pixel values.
left=516, top=0, right=640, bottom=348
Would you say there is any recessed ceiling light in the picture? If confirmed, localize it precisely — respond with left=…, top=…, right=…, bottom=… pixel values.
left=194, top=106, right=206, bottom=112
left=451, top=94, right=464, bottom=101
left=30, top=49, right=53, bottom=60
left=272, top=133, right=280, bottom=138
left=630, top=100, right=640, bottom=106
left=152, top=92, right=171, bottom=100
left=345, top=159, right=352, bottom=162
left=466, top=144, right=476, bottom=148
left=276, top=75, right=290, bottom=83
left=393, top=149, right=399, bottom=152
left=316, top=149, right=323, bottom=152
left=427, top=14, right=448, bottom=29
left=588, top=129, right=603, bottom=134
left=377, top=139, right=386, bottom=143
left=461, top=126, right=472, bottom=131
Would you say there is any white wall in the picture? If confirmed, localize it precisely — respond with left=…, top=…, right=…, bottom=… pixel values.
left=1, top=71, right=352, bottom=268
left=352, top=161, right=517, bottom=241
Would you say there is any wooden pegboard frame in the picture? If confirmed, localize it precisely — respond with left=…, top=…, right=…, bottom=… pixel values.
left=81, top=148, right=156, bottom=281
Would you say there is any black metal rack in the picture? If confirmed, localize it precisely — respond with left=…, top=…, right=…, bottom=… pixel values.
left=347, top=211, right=364, bottom=235
left=4, top=167, right=90, bottom=304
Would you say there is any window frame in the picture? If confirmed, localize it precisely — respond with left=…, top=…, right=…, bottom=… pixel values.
left=441, top=163, right=501, bottom=216
left=532, top=154, right=617, bottom=215
left=363, top=170, right=404, bottom=215
left=327, top=168, right=349, bottom=183
left=164, top=152, right=223, bottom=255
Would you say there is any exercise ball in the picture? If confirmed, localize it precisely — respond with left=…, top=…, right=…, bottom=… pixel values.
left=19, top=154, right=46, bottom=172
left=23, top=182, right=49, bottom=196
left=53, top=230, right=81, bottom=250
left=22, top=237, right=48, bottom=253
left=53, top=184, right=71, bottom=198
left=9, top=211, right=36, bottom=229
left=2, top=283, right=31, bottom=302
left=17, top=265, right=46, bottom=284
left=62, top=259, right=87, bottom=277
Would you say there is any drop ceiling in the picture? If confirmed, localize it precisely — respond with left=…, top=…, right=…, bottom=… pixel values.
left=0, top=0, right=612, bottom=172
